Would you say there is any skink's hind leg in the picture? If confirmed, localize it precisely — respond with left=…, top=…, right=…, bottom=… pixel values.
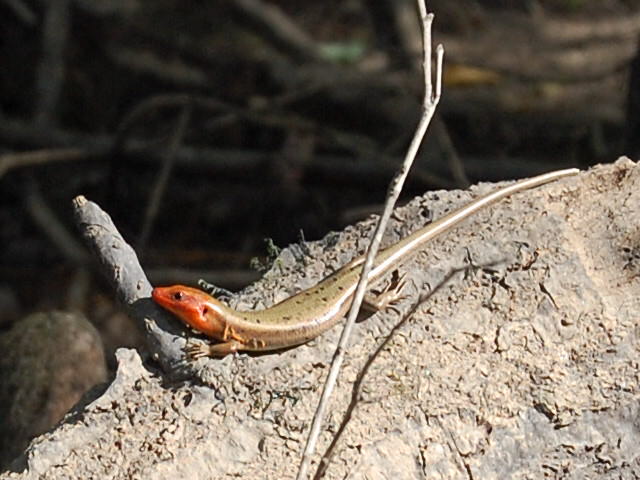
left=363, top=270, right=409, bottom=316
left=184, top=340, right=245, bottom=360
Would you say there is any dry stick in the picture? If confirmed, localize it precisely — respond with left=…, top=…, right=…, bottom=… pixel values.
left=72, top=196, right=189, bottom=373
left=313, top=266, right=465, bottom=480
left=295, top=2, right=444, bottom=479
left=231, top=0, right=322, bottom=62
left=107, top=45, right=210, bottom=88
left=367, top=1, right=466, bottom=186
left=0, top=114, right=453, bottom=186
left=111, top=93, right=454, bottom=188
left=35, top=0, right=71, bottom=125
left=433, top=116, right=470, bottom=187
left=25, top=182, right=92, bottom=311
left=114, top=92, right=396, bottom=181
left=137, top=106, right=192, bottom=255
left=113, top=94, right=234, bottom=150
left=0, top=147, right=89, bottom=179
left=3, top=0, right=37, bottom=25
left=25, top=181, right=90, bottom=266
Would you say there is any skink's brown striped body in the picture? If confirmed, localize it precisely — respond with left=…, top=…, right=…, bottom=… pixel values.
left=153, top=168, right=578, bottom=357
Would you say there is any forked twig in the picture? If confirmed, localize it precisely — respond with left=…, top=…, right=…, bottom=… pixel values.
left=295, top=1, right=444, bottom=478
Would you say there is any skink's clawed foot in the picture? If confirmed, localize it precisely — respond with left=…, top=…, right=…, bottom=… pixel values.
left=382, top=293, right=409, bottom=315
left=386, top=270, right=408, bottom=294
left=184, top=341, right=211, bottom=361
left=364, top=270, right=410, bottom=314
left=184, top=339, right=245, bottom=360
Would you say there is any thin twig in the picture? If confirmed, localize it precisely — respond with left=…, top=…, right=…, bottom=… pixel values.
left=106, top=45, right=209, bottom=88
left=231, top=0, right=322, bottom=62
left=295, top=2, right=444, bottom=479
left=433, top=116, right=469, bottom=187
left=2, top=0, right=37, bottom=25
left=0, top=113, right=455, bottom=186
left=113, top=94, right=234, bottom=151
left=137, top=106, right=192, bottom=255
left=313, top=266, right=465, bottom=479
left=0, top=147, right=90, bottom=179
left=25, top=181, right=90, bottom=266
left=34, top=0, right=71, bottom=125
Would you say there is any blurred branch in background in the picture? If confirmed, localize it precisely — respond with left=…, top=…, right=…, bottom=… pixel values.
left=34, top=0, right=71, bottom=126
left=2, top=0, right=36, bottom=25
left=0, top=0, right=636, bottom=380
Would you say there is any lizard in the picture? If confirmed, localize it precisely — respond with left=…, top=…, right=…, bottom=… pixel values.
left=152, top=168, right=578, bottom=358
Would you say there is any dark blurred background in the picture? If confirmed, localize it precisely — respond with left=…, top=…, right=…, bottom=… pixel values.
left=1, top=0, right=639, bottom=465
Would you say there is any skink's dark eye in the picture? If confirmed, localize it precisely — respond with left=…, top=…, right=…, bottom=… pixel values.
left=173, top=291, right=183, bottom=301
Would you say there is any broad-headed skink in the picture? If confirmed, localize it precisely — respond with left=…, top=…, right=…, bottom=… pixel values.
left=152, top=168, right=578, bottom=358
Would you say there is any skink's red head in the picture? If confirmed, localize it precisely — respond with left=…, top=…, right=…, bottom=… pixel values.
left=152, top=285, right=227, bottom=340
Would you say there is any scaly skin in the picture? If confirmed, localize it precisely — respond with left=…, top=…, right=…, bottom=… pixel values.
left=152, top=168, right=578, bottom=357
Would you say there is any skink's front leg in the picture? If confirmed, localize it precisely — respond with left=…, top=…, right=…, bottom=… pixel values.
left=185, top=340, right=245, bottom=359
